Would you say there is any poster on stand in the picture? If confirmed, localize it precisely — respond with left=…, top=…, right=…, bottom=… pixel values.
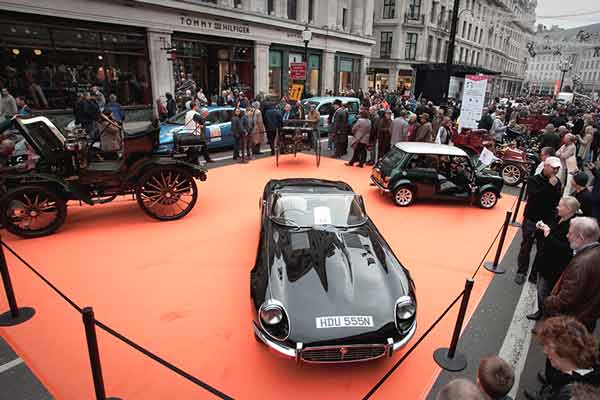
left=459, top=75, right=488, bottom=130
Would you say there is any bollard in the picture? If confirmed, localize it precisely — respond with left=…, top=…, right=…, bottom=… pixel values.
left=510, top=182, right=527, bottom=227
left=483, top=211, right=512, bottom=274
left=433, top=279, right=474, bottom=371
left=82, top=307, right=122, bottom=400
left=0, top=239, right=35, bottom=326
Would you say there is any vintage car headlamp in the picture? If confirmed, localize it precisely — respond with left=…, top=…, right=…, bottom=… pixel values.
left=260, top=304, right=283, bottom=325
left=395, top=296, right=416, bottom=333
left=259, top=300, right=290, bottom=341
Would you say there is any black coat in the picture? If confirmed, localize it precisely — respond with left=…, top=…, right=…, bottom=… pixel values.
left=591, top=167, right=600, bottom=221
left=540, top=132, right=562, bottom=150
left=550, top=364, right=600, bottom=400
left=523, top=173, right=562, bottom=224
left=533, top=216, right=574, bottom=283
left=166, top=98, right=177, bottom=118
left=574, top=189, right=594, bottom=217
left=330, top=108, right=348, bottom=137
left=263, top=108, right=283, bottom=131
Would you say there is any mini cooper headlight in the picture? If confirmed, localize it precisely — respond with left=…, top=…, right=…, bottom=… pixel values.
left=395, top=296, right=416, bottom=333
left=260, top=305, right=283, bottom=325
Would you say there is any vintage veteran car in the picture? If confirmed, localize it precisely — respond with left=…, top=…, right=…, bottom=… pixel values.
left=0, top=116, right=206, bottom=238
left=158, top=106, right=241, bottom=152
left=371, top=142, right=504, bottom=209
left=250, top=179, right=417, bottom=363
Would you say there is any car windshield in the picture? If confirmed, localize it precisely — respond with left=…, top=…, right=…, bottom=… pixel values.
left=271, top=192, right=367, bottom=228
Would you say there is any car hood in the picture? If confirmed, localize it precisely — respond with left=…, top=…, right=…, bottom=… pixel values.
left=265, top=223, right=413, bottom=344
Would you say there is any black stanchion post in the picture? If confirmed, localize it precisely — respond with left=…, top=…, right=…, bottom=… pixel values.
left=433, top=279, right=474, bottom=371
left=0, top=239, right=35, bottom=326
left=82, top=307, right=121, bottom=400
left=510, top=182, right=527, bottom=227
left=483, top=211, right=512, bottom=274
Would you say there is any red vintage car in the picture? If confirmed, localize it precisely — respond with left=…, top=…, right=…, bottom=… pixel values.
left=515, top=115, right=550, bottom=135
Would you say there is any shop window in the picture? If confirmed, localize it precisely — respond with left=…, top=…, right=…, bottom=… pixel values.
left=405, top=33, right=418, bottom=60
left=383, top=0, right=396, bottom=19
left=307, top=55, right=320, bottom=97
left=287, top=0, right=297, bottom=20
left=268, top=50, right=282, bottom=97
left=337, top=58, right=356, bottom=93
left=380, top=32, right=393, bottom=58
left=0, top=21, right=150, bottom=110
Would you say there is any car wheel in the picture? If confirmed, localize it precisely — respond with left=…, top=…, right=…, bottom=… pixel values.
left=501, top=163, right=523, bottom=186
left=135, top=166, right=198, bottom=221
left=478, top=190, right=498, bottom=209
left=393, top=186, right=415, bottom=207
left=0, top=185, right=67, bottom=238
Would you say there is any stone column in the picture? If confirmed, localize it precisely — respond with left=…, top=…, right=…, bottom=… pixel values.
left=219, top=0, right=234, bottom=7
left=351, top=0, right=364, bottom=35
left=360, top=56, right=370, bottom=91
left=297, top=0, right=309, bottom=23
left=363, top=0, right=375, bottom=36
left=321, top=50, right=336, bottom=94
left=326, top=0, right=339, bottom=28
left=147, top=29, right=175, bottom=114
left=277, top=0, right=287, bottom=18
left=254, top=41, right=270, bottom=97
left=388, top=65, right=399, bottom=91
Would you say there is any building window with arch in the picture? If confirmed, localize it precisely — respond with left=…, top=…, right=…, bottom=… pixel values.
left=380, top=32, right=393, bottom=58
left=383, top=0, right=396, bottom=18
left=405, top=33, right=418, bottom=60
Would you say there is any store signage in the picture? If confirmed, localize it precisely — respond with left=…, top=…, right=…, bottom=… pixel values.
left=460, top=74, right=488, bottom=130
left=289, top=62, right=307, bottom=80
left=553, top=80, right=560, bottom=96
left=179, top=17, right=250, bottom=34
left=288, top=84, right=304, bottom=101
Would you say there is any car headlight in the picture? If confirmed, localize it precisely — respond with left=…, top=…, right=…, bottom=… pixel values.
left=395, top=296, right=416, bottom=333
left=260, top=304, right=283, bottom=325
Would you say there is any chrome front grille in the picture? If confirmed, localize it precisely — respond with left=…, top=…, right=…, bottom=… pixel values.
left=301, top=344, right=387, bottom=363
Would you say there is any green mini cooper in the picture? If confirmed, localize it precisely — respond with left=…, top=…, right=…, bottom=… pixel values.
left=371, top=142, right=504, bottom=209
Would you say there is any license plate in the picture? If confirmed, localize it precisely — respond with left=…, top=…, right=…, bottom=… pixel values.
left=315, top=316, right=374, bottom=329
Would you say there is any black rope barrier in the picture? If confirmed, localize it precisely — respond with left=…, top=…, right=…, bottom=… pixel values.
left=362, top=289, right=465, bottom=400
left=0, top=240, right=83, bottom=314
left=483, top=211, right=512, bottom=274
left=470, top=221, right=505, bottom=279
left=94, top=319, right=234, bottom=400
left=0, top=236, right=35, bottom=326
left=510, top=182, right=527, bottom=227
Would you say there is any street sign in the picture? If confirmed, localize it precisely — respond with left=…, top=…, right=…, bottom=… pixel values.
left=289, top=62, right=307, bottom=80
left=288, top=84, right=304, bottom=101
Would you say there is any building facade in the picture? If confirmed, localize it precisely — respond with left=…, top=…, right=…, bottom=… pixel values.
left=0, top=0, right=375, bottom=119
left=370, top=0, right=534, bottom=98
left=525, top=23, right=600, bottom=96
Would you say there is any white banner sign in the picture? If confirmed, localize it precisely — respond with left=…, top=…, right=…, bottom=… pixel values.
left=460, top=75, right=488, bottom=130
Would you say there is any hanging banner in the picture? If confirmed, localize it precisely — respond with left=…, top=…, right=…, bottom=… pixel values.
left=460, top=74, right=488, bottom=130
left=553, top=80, right=561, bottom=96
left=288, top=84, right=304, bottom=101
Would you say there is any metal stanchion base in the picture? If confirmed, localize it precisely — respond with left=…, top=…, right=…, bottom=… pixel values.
left=0, top=307, right=35, bottom=326
left=483, top=262, right=506, bottom=274
left=509, top=221, right=522, bottom=228
left=433, top=348, right=468, bottom=371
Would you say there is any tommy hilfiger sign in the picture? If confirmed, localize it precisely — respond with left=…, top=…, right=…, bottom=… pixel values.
left=179, top=17, right=250, bottom=34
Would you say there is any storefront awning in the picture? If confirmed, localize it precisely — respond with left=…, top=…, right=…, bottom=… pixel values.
left=411, top=63, right=500, bottom=77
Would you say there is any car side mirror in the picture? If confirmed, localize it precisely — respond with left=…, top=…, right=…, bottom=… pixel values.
left=357, top=195, right=366, bottom=214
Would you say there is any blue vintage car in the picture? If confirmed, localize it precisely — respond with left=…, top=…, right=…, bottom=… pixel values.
left=158, top=106, right=241, bottom=152
left=301, top=96, right=360, bottom=135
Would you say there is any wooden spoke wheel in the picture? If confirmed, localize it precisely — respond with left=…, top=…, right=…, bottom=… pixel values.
left=136, top=166, right=198, bottom=221
left=0, top=185, right=67, bottom=238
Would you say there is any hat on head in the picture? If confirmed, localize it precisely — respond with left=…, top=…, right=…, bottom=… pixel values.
left=333, top=99, right=342, bottom=106
left=545, top=156, right=561, bottom=168
left=384, top=109, right=392, bottom=114
left=573, top=172, right=589, bottom=187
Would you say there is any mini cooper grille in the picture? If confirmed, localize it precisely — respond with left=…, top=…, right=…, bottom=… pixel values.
left=301, top=345, right=387, bottom=363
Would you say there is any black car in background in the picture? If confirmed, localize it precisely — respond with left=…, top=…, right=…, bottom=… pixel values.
left=371, top=142, right=504, bottom=209
left=250, top=179, right=417, bottom=363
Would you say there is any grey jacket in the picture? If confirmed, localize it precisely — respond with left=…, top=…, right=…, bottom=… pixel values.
left=391, top=117, right=408, bottom=144
left=352, top=118, right=371, bottom=144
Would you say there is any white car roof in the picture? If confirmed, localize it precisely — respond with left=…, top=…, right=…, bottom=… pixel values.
left=394, top=142, right=468, bottom=157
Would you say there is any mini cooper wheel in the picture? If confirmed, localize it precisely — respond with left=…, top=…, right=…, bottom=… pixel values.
left=393, top=186, right=415, bottom=207
left=0, top=186, right=67, bottom=238
left=136, top=166, right=198, bottom=221
left=501, top=163, right=523, bottom=186
left=478, top=190, right=498, bottom=209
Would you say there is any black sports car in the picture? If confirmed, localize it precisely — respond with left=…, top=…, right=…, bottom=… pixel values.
left=250, top=178, right=417, bottom=363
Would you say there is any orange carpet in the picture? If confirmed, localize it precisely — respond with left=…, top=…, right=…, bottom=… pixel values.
left=0, top=154, right=518, bottom=400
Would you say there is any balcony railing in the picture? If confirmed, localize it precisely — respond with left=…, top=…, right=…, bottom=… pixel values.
left=404, top=13, right=425, bottom=25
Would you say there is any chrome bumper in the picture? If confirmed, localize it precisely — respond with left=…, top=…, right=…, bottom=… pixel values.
left=370, top=176, right=390, bottom=192
left=253, top=320, right=417, bottom=362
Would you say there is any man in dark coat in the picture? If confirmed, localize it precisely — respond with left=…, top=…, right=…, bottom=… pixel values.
left=330, top=99, right=348, bottom=158
left=166, top=92, right=177, bottom=118
left=545, top=216, right=600, bottom=333
left=572, top=172, right=593, bottom=217
left=375, top=109, right=393, bottom=159
left=515, top=156, right=563, bottom=285
left=263, top=103, right=282, bottom=156
left=477, top=108, right=494, bottom=131
left=539, top=124, right=562, bottom=151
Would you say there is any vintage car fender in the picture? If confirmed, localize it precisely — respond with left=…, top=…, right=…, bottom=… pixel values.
left=125, top=158, right=208, bottom=184
left=1, top=172, right=95, bottom=205
left=389, top=178, right=417, bottom=194
left=476, top=183, right=501, bottom=196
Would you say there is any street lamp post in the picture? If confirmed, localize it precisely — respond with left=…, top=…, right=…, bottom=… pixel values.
left=558, top=59, right=572, bottom=92
left=302, top=26, right=312, bottom=97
